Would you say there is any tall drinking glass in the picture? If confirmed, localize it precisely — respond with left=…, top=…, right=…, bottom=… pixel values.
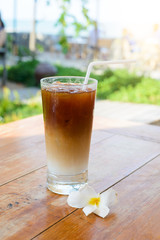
left=41, top=76, right=97, bottom=195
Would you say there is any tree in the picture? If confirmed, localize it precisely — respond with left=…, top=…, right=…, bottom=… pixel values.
left=29, top=0, right=94, bottom=55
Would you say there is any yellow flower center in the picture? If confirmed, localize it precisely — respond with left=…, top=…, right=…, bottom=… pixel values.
left=88, top=197, right=100, bottom=206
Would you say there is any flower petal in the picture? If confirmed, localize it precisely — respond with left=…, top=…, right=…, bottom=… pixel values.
left=67, top=184, right=97, bottom=208
left=94, top=206, right=110, bottom=218
left=83, top=204, right=97, bottom=216
left=100, top=188, right=117, bottom=207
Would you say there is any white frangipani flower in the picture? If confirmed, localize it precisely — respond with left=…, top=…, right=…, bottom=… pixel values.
left=67, top=185, right=117, bottom=218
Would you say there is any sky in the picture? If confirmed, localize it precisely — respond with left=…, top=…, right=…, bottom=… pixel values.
left=98, top=0, right=160, bottom=23
left=0, top=0, right=160, bottom=37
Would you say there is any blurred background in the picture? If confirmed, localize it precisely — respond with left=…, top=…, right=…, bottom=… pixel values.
left=0, top=0, right=160, bottom=124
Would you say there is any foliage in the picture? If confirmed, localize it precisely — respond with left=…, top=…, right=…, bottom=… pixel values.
left=2, top=61, right=160, bottom=126
left=55, top=64, right=102, bottom=81
left=36, top=43, right=44, bottom=53
left=97, top=68, right=160, bottom=105
left=17, top=45, right=32, bottom=61
left=55, top=64, right=86, bottom=77
left=108, top=77, right=160, bottom=105
left=0, top=66, right=3, bottom=76
left=6, top=61, right=102, bottom=87
left=0, top=87, right=42, bottom=124
left=6, top=34, right=13, bottom=53
left=55, top=0, right=94, bottom=53
left=97, top=69, right=142, bottom=99
left=1, top=64, right=160, bottom=124
left=8, top=60, right=39, bottom=86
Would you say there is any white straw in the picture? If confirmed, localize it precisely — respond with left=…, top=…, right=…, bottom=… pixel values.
left=84, top=59, right=136, bottom=84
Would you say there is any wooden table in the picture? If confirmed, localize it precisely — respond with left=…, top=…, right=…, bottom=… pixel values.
left=0, top=115, right=160, bottom=240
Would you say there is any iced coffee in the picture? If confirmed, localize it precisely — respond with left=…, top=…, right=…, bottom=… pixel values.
left=41, top=77, right=97, bottom=194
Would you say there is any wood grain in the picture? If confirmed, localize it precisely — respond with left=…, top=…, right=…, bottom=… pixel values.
left=0, top=116, right=113, bottom=186
left=1, top=115, right=160, bottom=240
left=0, top=115, right=44, bottom=146
left=0, top=134, right=46, bottom=186
left=93, top=116, right=160, bottom=143
left=0, top=134, right=160, bottom=239
left=0, top=167, right=72, bottom=240
left=35, top=155, right=160, bottom=240
left=89, top=134, right=160, bottom=192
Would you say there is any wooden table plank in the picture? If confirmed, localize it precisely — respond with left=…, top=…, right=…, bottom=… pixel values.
left=35, top=155, right=160, bottom=240
left=89, top=135, right=160, bottom=192
left=93, top=116, right=160, bottom=143
left=0, top=115, right=44, bottom=147
left=0, top=134, right=160, bottom=240
left=0, top=167, right=71, bottom=240
left=0, top=116, right=113, bottom=186
left=1, top=115, right=160, bottom=240
left=0, top=134, right=46, bottom=186
left=1, top=114, right=160, bottom=187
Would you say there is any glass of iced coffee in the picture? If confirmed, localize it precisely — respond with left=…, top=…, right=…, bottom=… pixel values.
left=41, top=76, right=97, bottom=195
